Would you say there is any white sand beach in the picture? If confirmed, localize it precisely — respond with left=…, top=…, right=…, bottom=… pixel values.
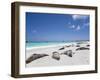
left=26, top=41, right=90, bottom=67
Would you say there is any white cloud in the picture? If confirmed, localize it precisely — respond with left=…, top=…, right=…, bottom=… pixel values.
left=69, top=24, right=81, bottom=31
left=70, top=25, right=75, bottom=29
left=72, top=15, right=88, bottom=20
left=76, top=25, right=81, bottom=30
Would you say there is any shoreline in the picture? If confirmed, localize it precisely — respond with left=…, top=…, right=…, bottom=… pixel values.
left=26, top=42, right=77, bottom=50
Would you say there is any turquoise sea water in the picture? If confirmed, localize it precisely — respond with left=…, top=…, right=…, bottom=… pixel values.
left=26, top=41, right=83, bottom=48
left=26, top=41, right=88, bottom=48
left=26, top=42, right=69, bottom=48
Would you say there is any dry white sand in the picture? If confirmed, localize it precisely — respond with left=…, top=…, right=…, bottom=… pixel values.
left=26, top=41, right=90, bottom=67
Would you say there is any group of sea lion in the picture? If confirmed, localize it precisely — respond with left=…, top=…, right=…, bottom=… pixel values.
left=26, top=44, right=90, bottom=64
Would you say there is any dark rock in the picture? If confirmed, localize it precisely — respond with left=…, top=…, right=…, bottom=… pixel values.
left=59, top=47, right=65, bottom=50
left=26, top=53, right=48, bottom=64
left=52, top=52, right=60, bottom=60
left=76, top=47, right=89, bottom=51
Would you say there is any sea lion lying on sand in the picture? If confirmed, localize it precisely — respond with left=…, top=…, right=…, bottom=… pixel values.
left=62, top=50, right=73, bottom=57
left=59, top=47, right=65, bottom=50
left=86, top=44, right=90, bottom=47
left=52, top=51, right=60, bottom=60
left=26, top=53, right=48, bottom=64
left=76, top=47, right=89, bottom=51
left=76, top=45, right=80, bottom=47
left=65, top=45, right=71, bottom=47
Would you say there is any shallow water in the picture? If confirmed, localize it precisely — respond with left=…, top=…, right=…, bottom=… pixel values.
left=26, top=41, right=86, bottom=48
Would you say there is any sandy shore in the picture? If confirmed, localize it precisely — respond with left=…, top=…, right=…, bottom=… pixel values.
left=26, top=41, right=90, bottom=67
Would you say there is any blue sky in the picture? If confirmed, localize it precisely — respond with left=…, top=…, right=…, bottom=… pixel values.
left=26, top=12, right=90, bottom=42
